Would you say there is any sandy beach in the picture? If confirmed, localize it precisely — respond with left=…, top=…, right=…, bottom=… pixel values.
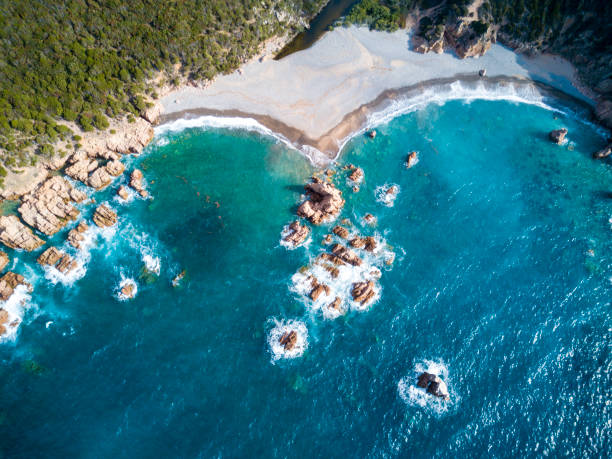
left=160, top=26, right=594, bottom=162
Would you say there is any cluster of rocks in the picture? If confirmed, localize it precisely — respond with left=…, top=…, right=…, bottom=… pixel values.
left=92, top=204, right=118, bottom=227
left=351, top=280, right=376, bottom=306
left=129, top=169, right=148, bottom=198
left=0, top=215, right=45, bottom=251
left=0, top=272, right=31, bottom=302
left=282, top=220, right=310, bottom=247
left=279, top=330, right=297, bottom=351
left=67, top=221, right=89, bottom=249
left=65, top=151, right=125, bottom=190
left=593, top=143, right=611, bottom=159
left=417, top=372, right=450, bottom=400
left=549, top=128, right=568, bottom=145
left=297, top=178, right=345, bottom=225
left=37, top=247, right=77, bottom=274
left=120, top=281, right=137, bottom=300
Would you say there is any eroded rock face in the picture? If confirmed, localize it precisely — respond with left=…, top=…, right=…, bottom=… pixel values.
left=297, top=181, right=345, bottom=225
left=129, top=169, right=148, bottom=198
left=283, top=220, right=310, bottom=247
left=279, top=330, right=298, bottom=351
left=309, top=277, right=330, bottom=301
left=143, top=103, right=162, bottom=124
left=0, top=271, right=31, bottom=301
left=332, top=225, right=350, bottom=239
left=406, top=151, right=419, bottom=168
left=92, top=204, right=117, bottom=227
left=105, top=160, right=125, bottom=177
left=88, top=166, right=112, bottom=189
left=105, top=118, right=154, bottom=155
left=0, top=251, right=8, bottom=272
left=351, top=280, right=376, bottom=306
left=18, top=176, right=85, bottom=236
left=417, top=372, right=450, bottom=400
left=0, top=215, right=45, bottom=251
left=67, top=221, right=89, bottom=249
left=331, top=244, right=362, bottom=266
left=549, top=128, right=568, bottom=144
left=593, top=144, right=611, bottom=159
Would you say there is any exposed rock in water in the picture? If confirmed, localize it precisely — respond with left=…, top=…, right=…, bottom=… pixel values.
left=117, top=186, right=130, bottom=200
left=0, top=215, right=45, bottom=251
left=593, top=144, right=611, bottom=159
left=310, top=279, right=330, bottom=301
left=332, top=225, right=350, bottom=239
left=0, top=271, right=31, bottom=301
left=417, top=372, right=450, bottom=400
left=479, top=69, right=486, bottom=77
left=92, top=204, right=117, bottom=228
left=0, top=251, right=8, bottom=272
left=283, top=220, right=310, bottom=247
left=351, top=280, right=376, bottom=306
left=18, top=176, right=86, bottom=236
left=386, top=185, right=399, bottom=196
left=88, top=166, right=112, bottom=190
left=368, top=130, right=376, bottom=139
left=363, top=213, right=377, bottom=225
left=328, top=297, right=342, bottom=313
left=279, top=330, right=297, bottom=351
left=129, top=169, right=148, bottom=198
left=37, top=247, right=77, bottom=274
left=363, top=236, right=377, bottom=252
left=322, top=234, right=333, bottom=245
left=331, top=244, right=362, bottom=266
left=120, top=282, right=136, bottom=299
left=349, top=236, right=376, bottom=252
left=67, top=221, right=89, bottom=249
left=549, top=128, right=568, bottom=144
left=106, top=160, right=125, bottom=177
left=0, top=308, right=9, bottom=335
left=172, top=270, right=186, bottom=288
left=406, top=151, right=419, bottom=168
left=348, top=167, right=364, bottom=183
left=297, top=181, right=345, bottom=225
left=317, top=252, right=346, bottom=267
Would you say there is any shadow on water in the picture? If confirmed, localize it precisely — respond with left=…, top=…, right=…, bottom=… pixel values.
left=275, top=0, right=359, bottom=60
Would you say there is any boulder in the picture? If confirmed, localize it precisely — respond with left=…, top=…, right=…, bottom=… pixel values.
left=351, top=280, right=376, bottom=305
left=348, top=167, right=364, bottom=183
left=310, top=282, right=330, bottom=301
left=88, top=166, right=112, bottom=189
left=406, top=151, right=419, bottom=168
left=283, top=220, right=310, bottom=247
left=105, top=159, right=125, bottom=177
left=117, top=186, right=130, bottom=200
left=0, top=251, right=8, bottom=272
left=317, top=252, right=346, bottom=267
left=279, top=330, right=297, bottom=351
left=0, top=308, right=8, bottom=335
left=129, top=169, right=149, bottom=198
left=18, top=176, right=84, bottom=236
left=65, top=158, right=98, bottom=183
left=297, top=181, right=345, bottom=225
left=363, top=213, right=377, bottom=225
left=363, top=236, right=377, bottom=252
left=0, top=215, right=45, bottom=251
left=67, top=221, right=88, bottom=249
left=56, top=254, right=77, bottom=274
left=332, top=225, right=350, bottom=239
left=350, top=237, right=366, bottom=249
left=0, top=271, right=31, bottom=301
left=331, top=244, right=362, bottom=266
left=368, top=130, right=376, bottom=139
left=92, top=204, right=117, bottom=227
left=37, top=247, right=62, bottom=266
left=549, top=128, right=568, bottom=144
left=120, top=282, right=136, bottom=299
left=328, top=297, right=342, bottom=313
left=593, top=144, right=611, bottom=159
left=417, top=372, right=450, bottom=400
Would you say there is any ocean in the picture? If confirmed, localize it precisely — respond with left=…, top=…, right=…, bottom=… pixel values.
left=0, top=95, right=610, bottom=457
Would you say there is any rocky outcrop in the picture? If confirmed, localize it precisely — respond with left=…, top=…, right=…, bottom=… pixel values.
left=129, top=169, right=149, bottom=198
left=328, top=297, right=342, bottom=313
left=121, top=282, right=136, bottom=299
left=65, top=155, right=99, bottom=183
left=103, top=118, right=154, bottom=155
left=351, top=280, right=376, bottom=306
left=67, top=221, right=89, bottom=249
left=350, top=236, right=377, bottom=252
left=117, top=186, right=130, bottom=200
left=18, top=176, right=86, bottom=236
left=332, top=225, right=350, bottom=239
left=92, top=204, right=117, bottom=227
left=0, top=271, right=31, bottom=301
left=105, top=160, right=125, bottom=177
left=37, top=247, right=77, bottom=274
left=309, top=277, right=330, bottom=301
left=297, top=180, right=345, bottom=225
left=172, top=270, right=186, bottom=288
left=0, top=215, right=45, bottom=251
left=549, top=128, right=568, bottom=144
left=87, top=166, right=112, bottom=189
left=0, top=309, right=9, bottom=335
left=283, top=220, right=310, bottom=247
left=279, top=330, right=297, bottom=351
left=331, top=244, right=362, bottom=266
left=348, top=166, right=364, bottom=183
left=0, top=251, right=8, bottom=272
left=417, top=372, right=450, bottom=400
left=368, top=130, right=376, bottom=139
left=406, top=151, right=419, bottom=168
left=593, top=144, right=611, bottom=159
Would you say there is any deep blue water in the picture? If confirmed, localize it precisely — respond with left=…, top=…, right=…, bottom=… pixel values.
left=0, top=98, right=610, bottom=457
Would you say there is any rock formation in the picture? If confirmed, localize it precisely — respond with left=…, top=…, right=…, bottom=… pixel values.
left=67, top=221, right=89, bottom=249
left=309, top=277, right=330, bottom=301
left=331, top=244, right=362, bottom=266
left=363, top=213, right=377, bottom=225
left=332, top=225, right=350, bottom=239
left=0, top=215, right=45, bottom=251
left=328, top=297, right=342, bottom=313
left=129, top=169, right=149, bottom=198
left=65, top=154, right=99, bottom=183
left=0, top=271, right=31, bottom=301
left=417, top=372, right=450, bottom=400
left=105, top=159, right=125, bottom=177
left=92, top=204, right=117, bottom=227
left=121, top=282, right=136, bottom=299
left=368, top=130, right=376, bottom=139
left=593, top=144, right=611, bottom=159
left=351, top=280, right=376, bottom=306
left=0, top=309, right=9, bottom=335
left=172, top=270, right=186, bottom=288
left=283, top=220, right=310, bottom=247
left=87, top=166, right=112, bottom=189
left=0, top=251, right=8, bottom=272
left=549, top=128, right=568, bottom=144
left=406, top=151, right=419, bottom=168
left=348, top=167, right=364, bottom=183
left=279, top=330, right=297, bottom=351
left=297, top=180, right=344, bottom=225
left=18, top=176, right=86, bottom=236
left=37, top=247, right=77, bottom=274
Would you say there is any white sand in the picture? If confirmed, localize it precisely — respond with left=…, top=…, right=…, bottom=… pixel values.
left=160, top=26, right=592, bottom=157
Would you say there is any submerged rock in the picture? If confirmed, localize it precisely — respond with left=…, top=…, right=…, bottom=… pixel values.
left=351, top=280, right=376, bottom=306
left=279, top=330, right=298, bottom=351
left=0, top=215, right=45, bottom=251
left=417, top=372, right=450, bottom=400
left=0, top=271, right=31, bottom=301
left=67, top=221, right=89, bottom=249
left=549, top=128, right=568, bottom=144
left=363, top=213, right=377, bottom=225
left=92, top=204, right=117, bottom=228
left=406, top=151, right=419, bottom=168
left=172, top=270, right=186, bottom=288
left=297, top=181, right=345, bottom=225
left=283, top=220, right=310, bottom=247
left=120, top=282, right=136, bottom=299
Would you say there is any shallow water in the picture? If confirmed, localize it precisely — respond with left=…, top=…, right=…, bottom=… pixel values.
left=0, top=99, right=610, bottom=457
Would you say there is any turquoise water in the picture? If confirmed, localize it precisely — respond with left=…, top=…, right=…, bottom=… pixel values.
left=0, top=98, right=611, bottom=457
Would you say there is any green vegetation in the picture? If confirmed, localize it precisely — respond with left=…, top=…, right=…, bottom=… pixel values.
left=0, top=0, right=327, bottom=184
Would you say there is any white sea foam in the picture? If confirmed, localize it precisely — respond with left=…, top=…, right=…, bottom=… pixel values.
left=116, top=276, right=138, bottom=301
left=375, top=183, right=400, bottom=207
left=398, top=359, right=459, bottom=416
left=268, top=318, right=309, bottom=361
left=0, top=285, right=33, bottom=343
